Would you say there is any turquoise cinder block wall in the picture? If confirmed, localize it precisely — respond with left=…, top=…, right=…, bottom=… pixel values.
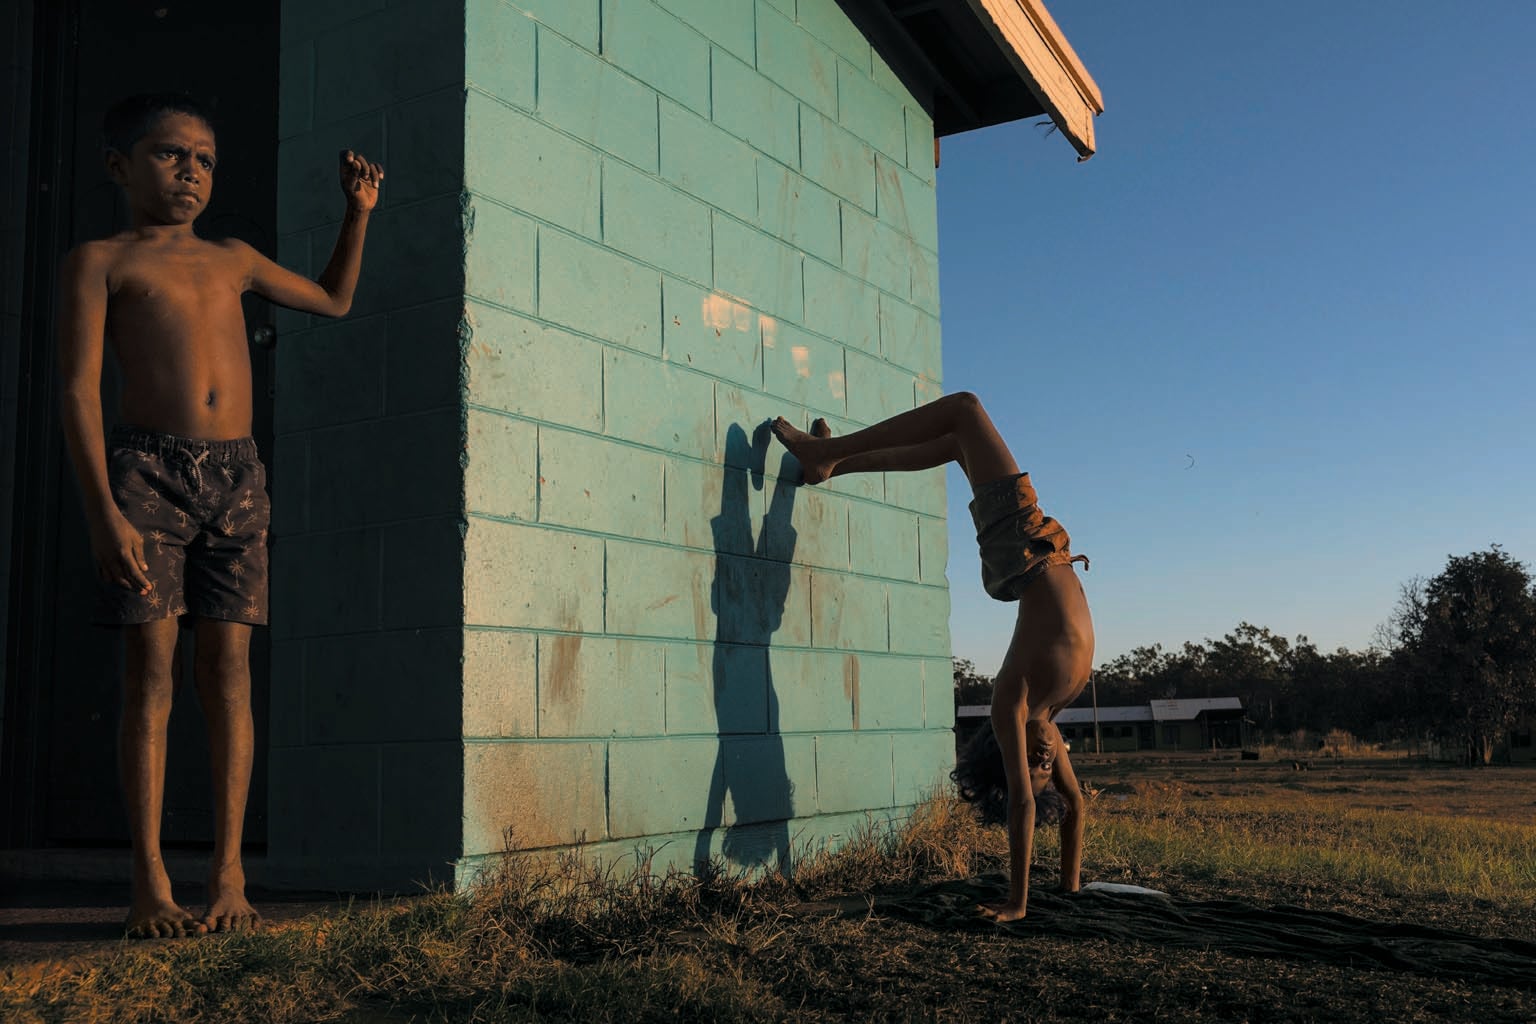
left=270, top=0, right=955, bottom=888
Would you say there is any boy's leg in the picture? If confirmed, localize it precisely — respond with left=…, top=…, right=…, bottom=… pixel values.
left=192, top=618, right=261, bottom=932
left=122, top=617, right=208, bottom=938
left=773, top=392, right=1018, bottom=486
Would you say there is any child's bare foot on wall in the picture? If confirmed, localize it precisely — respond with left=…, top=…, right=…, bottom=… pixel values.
left=770, top=417, right=836, bottom=484
left=811, top=417, right=832, bottom=439
left=203, top=862, right=262, bottom=933
left=125, top=893, right=208, bottom=939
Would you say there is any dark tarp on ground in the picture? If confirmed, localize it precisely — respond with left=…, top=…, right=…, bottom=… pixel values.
left=880, top=877, right=1536, bottom=990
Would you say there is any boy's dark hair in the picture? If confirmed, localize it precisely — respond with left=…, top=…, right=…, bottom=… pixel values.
left=102, top=93, right=215, bottom=155
left=951, top=719, right=1067, bottom=828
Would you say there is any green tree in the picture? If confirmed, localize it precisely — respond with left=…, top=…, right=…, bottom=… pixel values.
left=1389, top=546, right=1536, bottom=764
left=952, top=657, right=993, bottom=706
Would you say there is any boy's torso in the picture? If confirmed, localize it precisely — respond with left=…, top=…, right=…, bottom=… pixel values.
left=93, top=231, right=256, bottom=441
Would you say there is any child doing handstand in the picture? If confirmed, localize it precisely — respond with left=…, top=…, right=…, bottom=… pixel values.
left=56, top=93, right=382, bottom=938
left=772, top=393, right=1094, bottom=921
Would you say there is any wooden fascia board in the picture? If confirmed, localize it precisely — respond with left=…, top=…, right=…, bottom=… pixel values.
left=966, top=0, right=1103, bottom=160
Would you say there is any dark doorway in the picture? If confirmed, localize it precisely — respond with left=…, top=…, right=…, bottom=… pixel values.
left=3, top=0, right=279, bottom=848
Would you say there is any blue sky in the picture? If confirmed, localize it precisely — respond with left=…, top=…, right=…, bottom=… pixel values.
left=935, top=1, right=1536, bottom=673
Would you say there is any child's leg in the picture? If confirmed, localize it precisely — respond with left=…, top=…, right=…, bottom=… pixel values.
left=192, top=619, right=261, bottom=932
left=121, top=618, right=208, bottom=938
left=773, top=392, right=1017, bottom=486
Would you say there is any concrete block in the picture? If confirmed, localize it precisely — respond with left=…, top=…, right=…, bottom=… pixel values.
left=757, top=161, right=840, bottom=265
left=911, top=235, right=941, bottom=314
left=270, top=433, right=309, bottom=535
left=913, top=374, right=943, bottom=409
left=305, top=410, right=462, bottom=531
left=883, top=465, right=946, bottom=518
left=466, top=0, right=537, bottom=110
left=663, top=453, right=763, bottom=554
left=463, top=302, right=604, bottom=430
left=870, top=49, right=908, bottom=105
left=660, top=101, right=758, bottom=222
left=278, top=40, right=314, bottom=139
left=760, top=0, right=793, bottom=14
left=815, top=414, right=883, bottom=503
left=769, top=648, right=853, bottom=732
left=712, top=51, right=799, bottom=168
left=755, top=468, right=808, bottom=563
left=844, top=349, right=915, bottom=425
left=537, top=635, right=665, bottom=737
left=662, top=278, right=763, bottom=387
left=354, top=193, right=467, bottom=312
left=608, top=736, right=722, bottom=837
left=604, top=539, right=714, bottom=640
left=463, top=740, right=607, bottom=853
left=603, top=347, right=715, bottom=456
left=464, top=519, right=604, bottom=630
left=602, top=161, right=712, bottom=284
left=507, top=0, right=598, bottom=50
left=712, top=217, right=803, bottom=322
left=803, top=259, right=878, bottom=354
left=723, top=733, right=816, bottom=822
left=281, top=0, right=384, bottom=45
left=917, top=514, right=949, bottom=587
left=277, top=113, right=384, bottom=235
left=303, top=628, right=461, bottom=744
left=714, top=552, right=812, bottom=648
left=886, top=582, right=951, bottom=657
left=905, top=104, right=936, bottom=186
left=795, top=0, right=870, bottom=70
left=878, top=292, right=941, bottom=381
left=274, top=315, right=386, bottom=434
left=848, top=501, right=919, bottom=581
left=893, top=729, right=955, bottom=805
left=385, top=89, right=467, bottom=206
left=271, top=528, right=381, bottom=639
left=602, top=0, right=709, bottom=115
left=653, top=0, right=754, bottom=63
left=381, top=516, right=466, bottom=629
left=538, top=27, right=658, bottom=170
left=312, top=0, right=463, bottom=124
left=465, top=409, right=537, bottom=522
left=842, top=202, right=910, bottom=298
left=272, top=233, right=311, bottom=334
left=922, top=657, right=955, bottom=729
left=539, top=429, right=666, bottom=539
left=845, top=654, right=925, bottom=731
left=268, top=745, right=379, bottom=858
left=809, top=570, right=886, bottom=651
left=385, top=300, right=465, bottom=416
left=785, top=482, right=849, bottom=571
left=463, top=628, right=538, bottom=737
left=268, top=638, right=306, bottom=747
left=539, top=230, right=661, bottom=353
left=838, top=62, right=904, bottom=161
left=755, top=2, right=836, bottom=116
left=663, top=642, right=768, bottom=735
left=816, top=732, right=894, bottom=813
left=465, top=93, right=600, bottom=238
left=380, top=740, right=463, bottom=861
left=875, top=155, right=938, bottom=253
left=762, top=318, right=845, bottom=415
left=800, top=108, right=875, bottom=211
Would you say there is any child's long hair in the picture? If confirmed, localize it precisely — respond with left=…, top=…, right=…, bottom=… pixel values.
left=951, top=720, right=1067, bottom=827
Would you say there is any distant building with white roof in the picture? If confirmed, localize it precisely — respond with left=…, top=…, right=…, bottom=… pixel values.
left=957, top=698, right=1249, bottom=753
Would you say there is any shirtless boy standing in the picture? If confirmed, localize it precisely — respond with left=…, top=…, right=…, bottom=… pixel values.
left=56, top=93, right=382, bottom=938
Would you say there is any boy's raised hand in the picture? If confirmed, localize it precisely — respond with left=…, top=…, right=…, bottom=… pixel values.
left=339, top=149, right=383, bottom=212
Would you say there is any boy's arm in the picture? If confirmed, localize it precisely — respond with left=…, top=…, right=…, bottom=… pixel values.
left=56, top=245, right=152, bottom=594
left=247, top=149, right=382, bottom=317
left=1053, top=747, right=1086, bottom=892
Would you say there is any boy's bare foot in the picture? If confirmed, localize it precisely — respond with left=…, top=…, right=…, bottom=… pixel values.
left=978, top=899, right=1028, bottom=923
left=811, top=417, right=832, bottom=438
left=770, top=417, right=835, bottom=484
left=203, top=863, right=261, bottom=933
left=125, top=896, right=208, bottom=939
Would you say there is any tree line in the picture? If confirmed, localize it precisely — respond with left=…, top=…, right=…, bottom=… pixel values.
left=954, top=546, right=1536, bottom=764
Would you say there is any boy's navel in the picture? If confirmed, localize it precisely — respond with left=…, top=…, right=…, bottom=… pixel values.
left=205, top=390, right=217, bottom=407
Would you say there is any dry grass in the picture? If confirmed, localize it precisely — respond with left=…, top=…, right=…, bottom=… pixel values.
left=3, top=760, right=1535, bottom=1023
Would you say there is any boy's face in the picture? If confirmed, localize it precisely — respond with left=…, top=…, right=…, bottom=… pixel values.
left=107, top=111, right=218, bottom=226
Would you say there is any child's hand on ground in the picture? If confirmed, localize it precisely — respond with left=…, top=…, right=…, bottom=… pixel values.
left=338, top=150, right=383, bottom=212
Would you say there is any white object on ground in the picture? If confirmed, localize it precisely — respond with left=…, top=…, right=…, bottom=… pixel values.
left=1081, top=881, right=1168, bottom=897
